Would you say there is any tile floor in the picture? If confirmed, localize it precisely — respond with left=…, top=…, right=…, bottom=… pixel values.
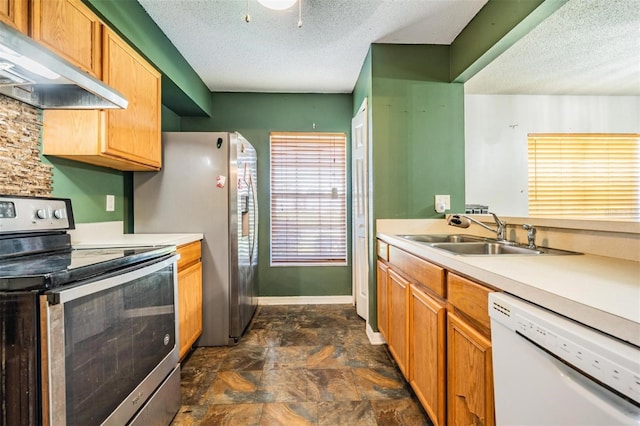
left=171, top=304, right=433, bottom=425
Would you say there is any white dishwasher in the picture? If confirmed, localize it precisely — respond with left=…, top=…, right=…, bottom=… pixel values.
left=489, top=292, right=640, bottom=425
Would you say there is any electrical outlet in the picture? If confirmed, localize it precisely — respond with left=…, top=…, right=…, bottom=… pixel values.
left=435, top=194, right=450, bottom=213
left=106, top=195, right=115, bottom=212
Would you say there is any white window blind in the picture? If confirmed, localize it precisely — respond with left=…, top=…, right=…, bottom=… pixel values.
left=528, top=134, right=640, bottom=219
left=270, top=132, right=347, bottom=265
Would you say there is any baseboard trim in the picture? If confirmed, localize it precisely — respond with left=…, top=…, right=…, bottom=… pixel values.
left=257, top=295, right=354, bottom=306
left=366, top=322, right=386, bottom=345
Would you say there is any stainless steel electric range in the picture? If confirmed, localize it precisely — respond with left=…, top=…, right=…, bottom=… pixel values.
left=0, top=195, right=180, bottom=426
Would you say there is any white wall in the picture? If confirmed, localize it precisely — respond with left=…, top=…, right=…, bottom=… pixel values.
left=464, top=95, right=640, bottom=216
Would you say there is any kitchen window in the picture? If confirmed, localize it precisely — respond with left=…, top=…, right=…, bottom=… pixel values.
left=270, top=132, right=347, bottom=266
left=528, top=133, right=639, bottom=219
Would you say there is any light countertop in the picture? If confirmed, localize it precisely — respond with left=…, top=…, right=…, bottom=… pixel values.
left=72, top=233, right=203, bottom=248
left=70, top=221, right=202, bottom=249
left=378, top=232, right=640, bottom=347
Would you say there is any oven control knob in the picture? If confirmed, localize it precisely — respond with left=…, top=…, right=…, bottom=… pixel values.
left=53, top=209, right=67, bottom=219
left=36, top=208, right=51, bottom=219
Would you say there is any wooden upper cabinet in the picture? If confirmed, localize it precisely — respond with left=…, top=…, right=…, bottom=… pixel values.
left=0, top=0, right=27, bottom=33
left=101, top=27, right=161, bottom=168
left=30, top=0, right=101, bottom=77
left=42, top=27, right=162, bottom=171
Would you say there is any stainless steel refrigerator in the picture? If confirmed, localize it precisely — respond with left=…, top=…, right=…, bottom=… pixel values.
left=133, top=132, right=258, bottom=346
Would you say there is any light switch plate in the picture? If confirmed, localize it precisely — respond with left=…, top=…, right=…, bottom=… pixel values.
left=106, top=195, right=115, bottom=212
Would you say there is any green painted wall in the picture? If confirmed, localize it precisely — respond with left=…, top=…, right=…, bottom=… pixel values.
left=181, top=92, right=354, bottom=297
left=353, top=49, right=372, bottom=116
left=357, top=44, right=466, bottom=330
left=370, top=44, right=465, bottom=220
left=162, top=105, right=182, bottom=131
left=45, top=156, right=127, bottom=226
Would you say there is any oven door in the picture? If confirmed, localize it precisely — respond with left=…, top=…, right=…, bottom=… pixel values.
left=42, top=255, right=179, bottom=426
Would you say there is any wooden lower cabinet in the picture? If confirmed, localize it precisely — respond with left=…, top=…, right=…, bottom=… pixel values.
left=388, top=268, right=409, bottom=377
left=377, top=239, right=497, bottom=425
left=177, top=241, right=203, bottom=360
left=376, top=260, right=389, bottom=341
left=409, top=284, right=446, bottom=426
left=447, top=312, right=495, bottom=426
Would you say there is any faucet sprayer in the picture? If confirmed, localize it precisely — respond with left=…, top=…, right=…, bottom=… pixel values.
left=447, top=212, right=507, bottom=241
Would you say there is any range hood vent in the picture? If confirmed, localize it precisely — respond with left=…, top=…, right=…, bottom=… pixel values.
left=0, top=21, right=127, bottom=109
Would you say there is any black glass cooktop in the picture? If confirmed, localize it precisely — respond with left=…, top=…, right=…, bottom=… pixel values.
left=0, top=245, right=175, bottom=291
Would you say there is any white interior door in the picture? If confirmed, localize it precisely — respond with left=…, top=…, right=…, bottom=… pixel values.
left=352, top=99, right=369, bottom=320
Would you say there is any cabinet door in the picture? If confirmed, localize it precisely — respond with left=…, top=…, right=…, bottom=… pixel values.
left=447, top=312, right=495, bottom=426
left=0, top=0, right=26, bottom=33
left=388, top=268, right=409, bottom=377
left=102, top=27, right=161, bottom=169
left=41, top=27, right=162, bottom=171
left=178, top=261, right=203, bottom=360
left=376, top=260, right=389, bottom=341
left=31, top=0, right=101, bottom=77
left=410, top=284, right=446, bottom=426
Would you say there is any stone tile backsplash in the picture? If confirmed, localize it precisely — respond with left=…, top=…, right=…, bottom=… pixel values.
left=0, top=95, right=52, bottom=196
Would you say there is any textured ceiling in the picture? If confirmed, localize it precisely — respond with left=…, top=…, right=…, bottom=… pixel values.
left=465, top=0, right=640, bottom=95
left=137, top=0, right=487, bottom=93
left=138, top=0, right=639, bottom=95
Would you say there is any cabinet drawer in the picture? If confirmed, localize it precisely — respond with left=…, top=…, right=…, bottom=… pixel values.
left=177, top=241, right=202, bottom=270
left=388, top=246, right=445, bottom=297
left=377, top=240, right=389, bottom=261
left=447, top=273, right=493, bottom=332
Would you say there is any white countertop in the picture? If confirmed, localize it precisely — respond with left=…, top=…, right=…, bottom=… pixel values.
left=69, top=220, right=202, bottom=248
left=72, top=233, right=203, bottom=249
left=378, top=232, right=640, bottom=347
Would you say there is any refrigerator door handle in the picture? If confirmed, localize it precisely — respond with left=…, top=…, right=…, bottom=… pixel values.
left=248, top=174, right=258, bottom=264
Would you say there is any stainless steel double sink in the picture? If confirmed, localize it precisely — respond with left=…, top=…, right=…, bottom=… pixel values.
left=397, top=234, right=579, bottom=256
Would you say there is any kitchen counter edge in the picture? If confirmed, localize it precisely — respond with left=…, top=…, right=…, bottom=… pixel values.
left=377, top=232, right=640, bottom=348
left=72, top=233, right=204, bottom=248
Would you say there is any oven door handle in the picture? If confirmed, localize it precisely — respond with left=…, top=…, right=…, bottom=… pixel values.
left=47, top=254, right=178, bottom=304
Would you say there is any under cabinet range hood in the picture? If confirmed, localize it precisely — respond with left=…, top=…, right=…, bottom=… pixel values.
left=0, top=21, right=128, bottom=109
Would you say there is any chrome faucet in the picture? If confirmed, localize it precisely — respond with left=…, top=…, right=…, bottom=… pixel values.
left=447, top=212, right=507, bottom=241
left=522, top=224, right=537, bottom=249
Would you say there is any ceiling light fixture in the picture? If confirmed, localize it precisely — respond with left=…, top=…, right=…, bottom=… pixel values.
left=257, top=0, right=297, bottom=10
left=245, top=0, right=303, bottom=28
